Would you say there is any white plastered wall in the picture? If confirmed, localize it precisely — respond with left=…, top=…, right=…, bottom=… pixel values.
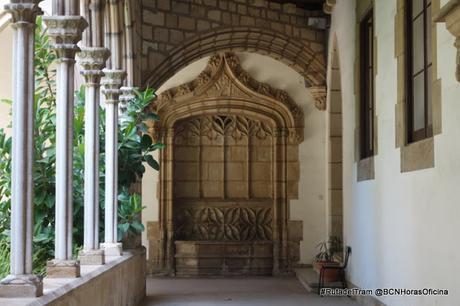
left=142, top=52, right=328, bottom=264
left=329, top=0, right=460, bottom=305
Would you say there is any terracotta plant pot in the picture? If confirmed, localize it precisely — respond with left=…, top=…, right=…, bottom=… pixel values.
left=313, top=261, right=341, bottom=282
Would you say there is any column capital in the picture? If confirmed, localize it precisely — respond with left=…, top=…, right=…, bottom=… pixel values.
left=102, top=69, right=126, bottom=104
left=119, top=86, right=137, bottom=112
left=77, top=47, right=110, bottom=85
left=42, top=15, right=88, bottom=60
left=4, top=1, right=43, bottom=24
left=309, top=85, right=327, bottom=111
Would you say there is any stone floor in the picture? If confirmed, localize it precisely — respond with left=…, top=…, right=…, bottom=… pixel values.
left=142, top=277, right=359, bottom=306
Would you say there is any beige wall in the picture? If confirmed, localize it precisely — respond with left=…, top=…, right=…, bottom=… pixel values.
left=330, top=0, right=460, bottom=305
left=142, top=52, right=328, bottom=265
left=0, top=25, right=12, bottom=134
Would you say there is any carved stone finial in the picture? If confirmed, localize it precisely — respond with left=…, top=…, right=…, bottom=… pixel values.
left=43, top=16, right=88, bottom=59
left=4, top=1, right=43, bottom=23
left=101, top=69, right=126, bottom=104
left=77, top=47, right=110, bottom=85
left=435, top=0, right=460, bottom=82
left=323, top=0, right=336, bottom=14
left=309, top=85, right=327, bottom=110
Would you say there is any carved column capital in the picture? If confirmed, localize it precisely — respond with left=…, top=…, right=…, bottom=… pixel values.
left=101, top=69, right=126, bottom=104
left=4, top=1, right=42, bottom=24
left=120, top=86, right=136, bottom=103
left=309, top=85, right=327, bottom=111
left=42, top=16, right=88, bottom=60
left=435, top=0, right=460, bottom=81
left=77, top=47, right=110, bottom=85
left=119, top=86, right=137, bottom=112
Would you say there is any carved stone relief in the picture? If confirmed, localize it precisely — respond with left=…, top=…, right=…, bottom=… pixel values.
left=146, top=53, right=304, bottom=276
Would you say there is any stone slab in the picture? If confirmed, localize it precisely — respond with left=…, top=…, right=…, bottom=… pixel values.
left=78, top=249, right=105, bottom=265
left=101, top=242, right=123, bottom=256
left=46, top=260, right=81, bottom=278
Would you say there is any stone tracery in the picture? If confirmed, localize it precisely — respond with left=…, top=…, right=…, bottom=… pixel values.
left=147, top=52, right=304, bottom=276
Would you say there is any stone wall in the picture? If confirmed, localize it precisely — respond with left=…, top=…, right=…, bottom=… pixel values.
left=0, top=250, right=146, bottom=306
left=139, top=0, right=327, bottom=90
left=329, top=0, right=460, bottom=305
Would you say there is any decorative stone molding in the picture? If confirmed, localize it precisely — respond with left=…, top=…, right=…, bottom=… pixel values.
left=309, top=85, right=327, bottom=110
left=43, top=16, right=88, bottom=59
left=101, top=69, right=126, bottom=103
left=150, top=52, right=304, bottom=143
left=146, top=53, right=304, bottom=276
left=77, top=47, right=110, bottom=85
left=323, top=0, right=336, bottom=14
left=4, top=1, right=42, bottom=23
left=435, top=0, right=460, bottom=81
left=120, top=86, right=137, bottom=112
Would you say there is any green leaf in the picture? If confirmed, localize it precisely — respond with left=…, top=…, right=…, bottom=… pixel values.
left=144, top=155, right=159, bottom=170
left=141, top=134, right=152, bottom=148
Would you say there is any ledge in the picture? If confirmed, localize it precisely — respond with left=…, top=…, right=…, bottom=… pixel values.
left=0, top=249, right=146, bottom=306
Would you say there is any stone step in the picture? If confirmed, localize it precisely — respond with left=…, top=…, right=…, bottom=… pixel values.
left=295, top=267, right=318, bottom=292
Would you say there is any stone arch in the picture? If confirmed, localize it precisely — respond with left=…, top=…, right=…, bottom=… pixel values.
left=144, top=26, right=326, bottom=89
left=327, top=35, right=343, bottom=240
left=138, top=0, right=329, bottom=110
left=146, top=52, right=305, bottom=276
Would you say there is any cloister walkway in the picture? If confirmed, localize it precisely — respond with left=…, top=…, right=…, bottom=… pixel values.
left=142, top=277, right=359, bottom=306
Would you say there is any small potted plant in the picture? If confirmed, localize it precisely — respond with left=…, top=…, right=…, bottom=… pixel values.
left=313, top=236, right=343, bottom=282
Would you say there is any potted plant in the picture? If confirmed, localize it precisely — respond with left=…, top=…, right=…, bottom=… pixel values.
left=313, top=236, right=343, bottom=282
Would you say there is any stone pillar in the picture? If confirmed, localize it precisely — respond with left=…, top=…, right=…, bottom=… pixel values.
left=0, top=0, right=43, bottom=298
left=101, top=69, right=126, bottom=256
left=435, top=0, right=460, bottom=82
left=76, top=47, right=110, bottom=265
left=43, top=14, right=87, bottom=278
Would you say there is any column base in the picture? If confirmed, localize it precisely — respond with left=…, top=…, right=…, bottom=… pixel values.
left=78, top=249, right=105, bottom=265
left=101, top=242, right=123, bottom=256
left=46, top=259, right=81, bottom=278
left=0, top=274, right=43, bottom=297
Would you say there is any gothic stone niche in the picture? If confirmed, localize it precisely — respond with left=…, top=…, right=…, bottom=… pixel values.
left=146, top=53, right=304, bottom=276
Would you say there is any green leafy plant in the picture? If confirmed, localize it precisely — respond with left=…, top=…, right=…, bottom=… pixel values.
left=314, top=236, right=343, bottom=262
left=117, top=189, right=145, bottom=239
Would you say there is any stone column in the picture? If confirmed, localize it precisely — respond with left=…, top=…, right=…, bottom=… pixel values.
left=101, top=69, right=126, bottom=256
left=76, top=47, right=110, bottom=265
left=0, top=0, right=43, bottom=298
left=119, top=86, right=136, bottom=113
left=43, top=15, right=87, bottom=278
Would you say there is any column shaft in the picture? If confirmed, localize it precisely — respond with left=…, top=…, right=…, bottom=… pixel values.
left=84, top=85, right=98, bottom=249
left=77, top=47, right=110, bottom=266
left=0, top=1, right=43, bottom=297
left=55, top=59, right=74, bottom=260
left=105, top=103, right=118, bottom=243
left=43, top=15, right=87, bottom=278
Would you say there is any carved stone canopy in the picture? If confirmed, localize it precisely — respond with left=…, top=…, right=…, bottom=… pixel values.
left=150, top=52, right=306, bottom=144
